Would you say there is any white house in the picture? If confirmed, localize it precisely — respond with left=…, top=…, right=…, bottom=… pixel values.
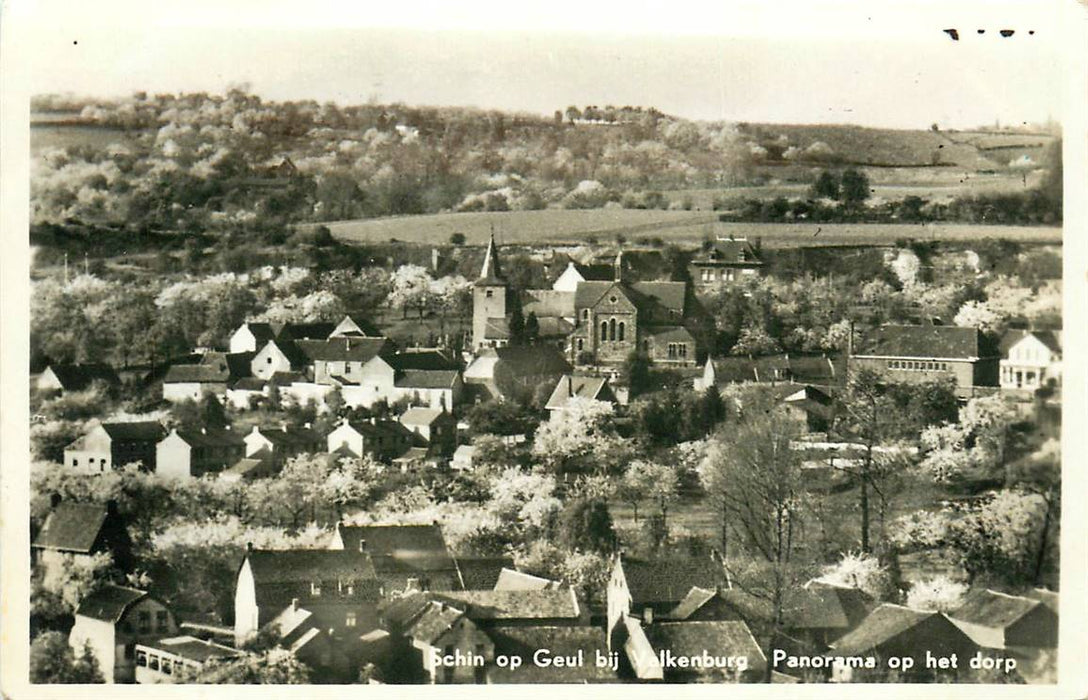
left=999, top=330, right=1062, bottom=391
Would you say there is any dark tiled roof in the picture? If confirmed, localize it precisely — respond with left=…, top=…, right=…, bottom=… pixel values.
left=535, top=316, right=575, bottom=338
left=379, top=591, right=433, bottom=632
left=387, top=350, right=460, bottom=371
left=239, top=322, right=277, bottom=345
left=691, top=238, right=762, bottom=266
left=856, top=325, right=997, bottom=360
left=620, top=556, right=727, bottom=605
left=405, top=601, right=465, bottom=644
left=295, top=337, right=390, bottom=363
left=222, top=457, right=271, bottom=479
left=950, top=589, right=1045, bottom=629
left=435, top=589, right=581, bottom=620
left=43, top=363, right=120, bottom=390
left=787, top=355, right=838, bottom=384
left=645, top=325, right=695, bottom=343
left=171, top=427, right=245, bottom=449
left=1024, top=588, right=1059, bottom=614
left=487, top=626, right=617, bottom=683
left=245, top=549, right=377, bottom=584
left=254, top=425, right=324, bottom=446
left=342, top=420, right=415, bottom=443
left=337, top=524, right=457, bottom=575
left=164, top=363, right=230, bottom=383
left=277, top=323, right=336, bottom=342
left=101, top=421, right=165, bottom=442
left=783, top=581, right=874, bottom=631
left=629, top=281, right=687, bottom=315
left=202, top=351, right=254, bottom=378
left=231, top=377, right=267, bottom=391
left=667, top=587, right=719, bottom=620
left=573, top=262, right=617, bottom=281
left=75, top=584, right=147, bottom=622
left=267, top=371, right=306, bottom=386
left=522, top=289, right=577, bottom=318
left=493, top=346, right=572, bottom=378
left=399, top=408, right=449, bottom=427
left=32, top=503, right=110, bottom=552
left=456, top=557, right=516, bottom=590
left=573, top=280, right=621, bottom=310
left=830, top=604, right=934, bottom=655
left=545, top=375, right=614, bottom=412
left=645, top=621, right=766, bottom=675
left=394, top=369, right=460, bottom=390
left=261, top=339, right=309, bottom=368
left=476, top=233, right=506, bottom=286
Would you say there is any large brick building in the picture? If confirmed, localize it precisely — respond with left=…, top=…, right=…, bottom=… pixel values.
left=849, top=325, right=1000, bottom=397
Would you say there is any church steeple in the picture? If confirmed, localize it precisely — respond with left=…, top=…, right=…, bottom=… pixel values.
left=613, top=249, right=624, bottom=282
left=477, top=230, right=506, bottom=286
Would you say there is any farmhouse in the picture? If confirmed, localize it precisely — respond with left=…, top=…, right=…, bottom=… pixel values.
left=687, top=236, right=764, bottom=287
left=64, top=421, right=165, bottom=473
left=156, top=426, right=246, bottom=479
left=32, top=496, right=133, bottom=579
left=948, top=589, right=1058, bottom=649
left=326, top=418, right=416, bottom=462
left=162, top=351, right=253, bottom=403
left=999, top=329, right=1062, bottom=392
left=36, top=363, right=120, bottom=394
left=244, top=424, right=325, bottom=465
left=69, top=584, right=177, bottom=683
left=544, top=374, right=617, bottom=419
left=399, top=407, right=458, bottom=457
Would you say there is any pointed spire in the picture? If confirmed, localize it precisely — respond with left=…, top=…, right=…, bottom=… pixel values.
left=477, top=229, right=506, bottom=285
left=613, top=249, right=623, bottom=282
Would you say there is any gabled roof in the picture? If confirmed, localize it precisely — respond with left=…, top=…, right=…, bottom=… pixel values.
left=75, top=584, right=148, bottom=622
left=645, top=325, right=695, bottom=343
left=434, top=589, right=581, bottom=620
left=629, top=281, right=688, bottom=315
left=336, top=523, right=457, bottom=575
left=572, top=262, right=617, bottom=281
left=100, top=421, right=165, bottom=442
left=492, top=346, right=572, bottom=378
left=535, top=316, right=575, bottom=338
left=32, top=502, right=111, bottom=552
left=164, top=363, right=231, bottom=384
left=167, top=427, right=245, bottom=449
left=267, top=370, right=306, bottom=386
left=329, top=315, right=382, bottom=339
left=644, top=621, right=767, bottom=675
left=259, top=339, right=309, bottom=368
left=949, top=589, right=1048, bottom=630
left=379, top=591, right=432, bottom=631
left=222, top=457, right=272, bottom=479
left=394, top=369, right=460, bottom=390
left=231, top=377, right=267, bottom=391
left=783, top=580, right=874, bottom=631
left=203, top=351, right=254, bottom=377
left=139, top=635, right=242, bottom=664
left=856, top=325, right=998, bottom=359
left=667, top=587, right=720, bottom=620
left=830, top=604, right=936, bottom=654
left=455, top=556, right=514, bottom=590
left=545, top=375, right=614, bottom=412
left=619, top=555, right=727, bottom=605
left=487, top=626, right=616, bottom=683
left=252, top=425, right=324, bottom=446
left=244, top=549, right=377, bottom=584
left=523, top=289, right=577, bottom=318
left=476, top=232, right=506, bottom=286
left=494, top=568, right=562, bottom=591
left=276, top=322, right=337, bottom=342
left=1024, top=588, right=1059, bottom=614
left=399, top=407, right=449, bottom=427
left=339, top=419, right=414, bottom=442
left=691, top=237, right=762, bottom=266
left=295, top=337, right=390, bottom=363
left=237, top=322, right=277, bottom=345
left=42, top=363, right=120, bottom=390
left=386, top=350, right=460, bottom=371
left=404, top=600, right=465, bottom=644
left=999, top=329, right=1062, bottom=356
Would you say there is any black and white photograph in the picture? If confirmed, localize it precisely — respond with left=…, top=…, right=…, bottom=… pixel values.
left=2, top=0, right=1085, bottom=694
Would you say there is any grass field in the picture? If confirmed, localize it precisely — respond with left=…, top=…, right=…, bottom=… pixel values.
left=322, top=209, right=1062, bottom=249
left=31, top=123, right=140, bottom=155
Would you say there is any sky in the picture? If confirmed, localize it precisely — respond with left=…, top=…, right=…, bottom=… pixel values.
left=12, top=0, right=1072, bottom=129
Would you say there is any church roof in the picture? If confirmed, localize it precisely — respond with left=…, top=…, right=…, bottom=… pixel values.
left=476, top=232, right=506, bottom=286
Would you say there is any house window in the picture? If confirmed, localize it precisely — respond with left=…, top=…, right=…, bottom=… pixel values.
left=576, top=338, right=584, bottom=351
left=485, top=290, right=493, bottom=298
left=138, top=611, right=151, bottom=634
left=582, top=309, right=589, bottom=321
left=162, top=659, right=173, bottom=676
left=148, top=655, right=160, bottom=671
left=136, top=651, right=147, bottom=667
left=73, top=458, right=79, bottom=467
left=346, top=612, right=357, bottom=627
left=618, top=322, right=625, bottom=342
left=311, top=582, right=322, bottom=597
left=609, top=296, right=617, bottom=304
left=267, top=357, right=273, bottom=364
left=156, top=610, right=168, bottom=630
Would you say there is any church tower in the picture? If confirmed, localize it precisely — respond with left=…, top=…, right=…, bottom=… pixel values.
left=472, top=231, right=508, bottom=350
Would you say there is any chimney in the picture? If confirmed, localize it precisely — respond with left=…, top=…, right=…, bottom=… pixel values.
left=50, top=493, right=62, bottom=509
left=291, top=598, right=299, bottom=611
left=643, top=607, right=654, bottom=625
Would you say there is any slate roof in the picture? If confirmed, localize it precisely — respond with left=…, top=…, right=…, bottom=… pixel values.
left=164, top=364, right=230, bottom=383
left=619, top=556, right=728, bottom=605
left=378, top=591, right=432, bottom=631
left=783, top=581, right=874, bottom=631
left=454, top=557, right=516, bottom=590
left=404, top=601, right=465, bottom=644
left=399, top=408, right=448, bottom=427
left=295, top=337, right=390, bottom=363
left=644, top=621, right=767, bottom=675
left=170, top=427, right=245, bottom=449
left=386, top=350, right=460, bottom=372
left=572, top=262, right=617, bottom=281
left=335, top=524, right=457, bottom=575
left=395, top=369, right=460, bottom=390
left=856, top=325, right=998, bottom=360
left=203, top=351, right=254, bottom=377
left=244, top=549, right=379, bottom=602
left=492, top=346, right=573, bottom=378
left=434, top=589, right=581, bottom=620
left=231, top=377, right=267, bottom=391
left=645, top=325, right=695, bottom=343
left=493, top=568, right=561, bottom=591
left=999, top=329, right=1063, bottom=356
left=253, top=425, right=324, bottom=446
left=101, top=421, right=166, bottom=442
left=222, top=457, right=272, bottom=479
left=545, top=375, right=613, bottom=412
left=43, top=363, right=120, bottom=391
left=830, top=604, right=935, bottom=655
left=523, top=289, right=577, bottom=318
left=629, top=281, right=688, bottom=315
left=267, top=370, right=306, bottom=386
left=32, top=502, right=110, bottom=552
left=535, top=316, right=575, bottom=338
left=341, top=419, right=416, bottom=444
left=261, top=339, right=310, bottom=368
left=487, top=626, right=617, bottom=683
left=691, top=238, right=762, bottom=266
left=667, top=587, right=720, bottom=620
left=949, top=589, right=1045, bottom=630
left=75, top=584, right=148, bottom=622
left=476, top=233, right=506, bottom=286
left=277, top=322, right=336, bottom=342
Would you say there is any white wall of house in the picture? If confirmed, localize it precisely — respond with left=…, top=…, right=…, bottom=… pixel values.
left=225, top=387, right=266, bottom=410
left=552, top=263, right=586, bottom=293
left=326, top=424, right=365, bottom=457
left=229, top=326, right=260, bottom=354
left=155, top=432, right=192, bottom=480
left=69, top=615, right=118, bottom=682
left=1001, top=335, right=1061, bottom=389
left=251, top=343, right=293, bottom=380
left=64, top=426, right=112, bottom=473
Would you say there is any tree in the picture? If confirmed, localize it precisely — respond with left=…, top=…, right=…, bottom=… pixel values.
left=905, top=575, right=967, bottom=611
left=625, top=460, right=680, bottom=537
left=557, top=498, right=616, bottom=553
left=810, top=170, right=840, bottom=200
left=388, top=264, right=433, bottom=320
left=531, top=397, right=620, bottom=476
left=524, top=312, right=540, bottom=344
left=449, top=232, right=466, bottom=246
left=949, top=490, right=1048, bottom=586
left=817, top=551, right=892, bottom=600
left=29, top=631, right=104, bottom=683
left=620, top=351, right=651, bottom=397
left=840, top=168, right=870, bottom=207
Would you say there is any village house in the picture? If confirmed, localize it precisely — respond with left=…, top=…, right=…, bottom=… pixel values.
left=551, top=258, right=617, bottom=293
left=398, top=407, right=458, bottom=457
left=251, top=339, right=310, bottom=380
left=607, top=553, right=730, bottom=627
left=134, top=636, right=242, bottom=684
left=36, top=363, right=121, bottom=395
left=779, top=580, right=876, bottom=650
left=230, top=319, right=350, bottom=354
left=454, top=557, right=517, bottom=591
left=64, top=421, right=165, bottom=473
left=849, top=325, right=1000, bottom=398
left=687, top=236, right=764, bottom=287
left=296, top=336, right=393, bottom=385
left=544, top=374, right=618, bottom=420
left=999, top=329, right=1062, bottom=392
left=32, top=496, right=133, bottom=579
left=69, top=584, right=177, bottom=683
left=948, top=589, right=1058, bottom=649
left=774, top=384, right=835, bottom=434
left=326, top=418, right=416, bottom=462
left=243, top=424, right=325, bottom=466
left=464, top=345, right=572, bottom=403
left=329, top=522, right=463, bottom=593
left=450, top=444, right=476, bottom=472
left=161, top=351, right=254, bottom=403
left=155, top=426, right=246, bottom=480
left=493, top=568, right=563, bottom=591
left=643, top=620, right=767, bottom=683
left=233, top=546, right=384, bottom=647
left=828, top=603, right=980, bottom=682
left=339, top=350, right=463, bottom=410
left=694, top=354, right=840, bottom=391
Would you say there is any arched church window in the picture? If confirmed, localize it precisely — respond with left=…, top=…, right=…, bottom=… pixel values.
left=618, top=322, right=625, bottom=341
left=600, top=321, right=608, bottom=341
left=609, top=318, right=616, bottom=341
